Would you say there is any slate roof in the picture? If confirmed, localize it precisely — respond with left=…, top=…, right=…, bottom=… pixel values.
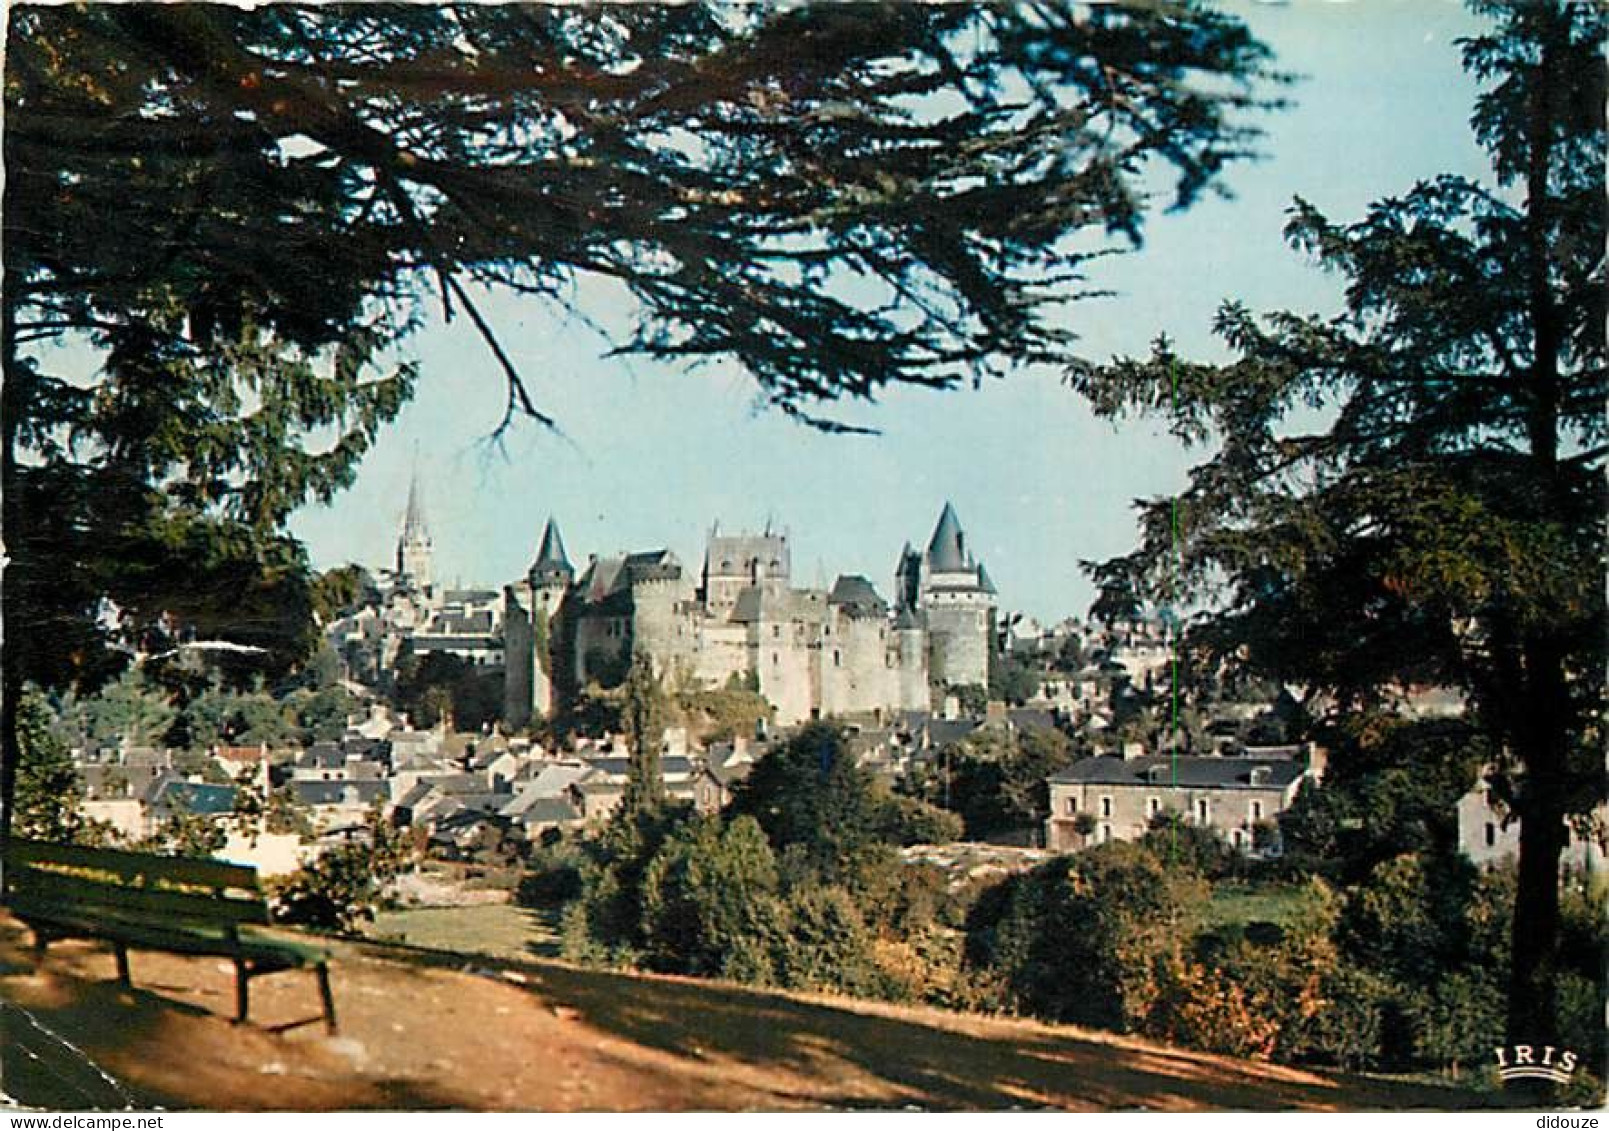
left=704, top=532, right=789, bottom=578
left=426, top=610, right=495, bottom=635
left=828, top=575, right=888, bottom=618
left=510, top=763, right=591, bottom=804
left=533, top=518, right=573, bottom=575
left=926, top=503, right=968, bottom=572
left=1007, top=708, right=1059, bottom=734
left=299, top=743, right=346, bottom=770
left=289, top=779, right=390, bottom=807
left=977, top=563, right=999, bottom=596
left=1049, top=756, right=1306, bottom=791
left=152, top=780, right=236, bottom=816
left=927, top=718, right=982, bottom=748
left=517, top=797, right=582, bottom=825
left=581, top=756, right=695, bottom=781
left=215, top=745, right=267, bottom=764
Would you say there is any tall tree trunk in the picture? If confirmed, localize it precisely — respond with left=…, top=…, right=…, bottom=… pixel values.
left=1504, top=0, right=1569, bottom=1062
left=1, top=263, right=22, bottom=887
left=1504, top=632, right=1570, bottom=1099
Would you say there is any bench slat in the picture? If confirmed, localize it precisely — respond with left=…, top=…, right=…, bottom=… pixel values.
left=10, top=869, right=270, bottom=927
left=7, top=839, right=260, bottom=894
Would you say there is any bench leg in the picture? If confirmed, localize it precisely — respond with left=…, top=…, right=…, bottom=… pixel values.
left=316, top=963, right=337, bottom=1035
left=114, top=943, right=131, bottom=987
left=234, top=959, right=250, bottom=1024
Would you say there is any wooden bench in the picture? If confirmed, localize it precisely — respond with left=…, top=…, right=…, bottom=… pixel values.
left=3, top=839, right=336, bottom=1033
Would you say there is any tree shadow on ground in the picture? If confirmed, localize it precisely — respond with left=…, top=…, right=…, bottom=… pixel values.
left=513, top=960, right=1485, bottom=1112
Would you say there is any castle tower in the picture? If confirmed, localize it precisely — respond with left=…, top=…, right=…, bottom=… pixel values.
left=395, top=469, right=434, bottom=593
left=529, top=518, right=574, bottom=592
left=911, top=502, right=997, bottom=690
left=504, top=517, right=576, bottom=727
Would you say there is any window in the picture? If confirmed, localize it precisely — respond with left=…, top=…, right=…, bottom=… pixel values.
left=1066, top=796, right=1079, bottom=815
left=772, top=625, right=780, bottom=638
left=1100, top=796, right=1112, bottom=819
left=1485, top=822, right=1497, bottom=848
left=772, top=652, right=779, bottom=666
left=1196, top=798, right=1209, bottom=824
left=1100, top=823, right=1112, bottom=843
left=1250, top=800, right=1264, bottom=822
left=833, top=650, right=841, bottom=667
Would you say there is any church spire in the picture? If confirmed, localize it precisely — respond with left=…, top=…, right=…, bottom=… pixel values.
left=396, top=464, right=434, bottom=590
left=403, top=468, right=429, bottom=542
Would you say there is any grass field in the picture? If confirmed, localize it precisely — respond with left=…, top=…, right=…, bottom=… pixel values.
left=370, top=902, right=562, bottom=961
left=1203, top=882, right=1313, bottom=930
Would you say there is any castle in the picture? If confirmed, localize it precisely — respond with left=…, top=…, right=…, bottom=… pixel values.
left=503, top=504, right=998, bottom=727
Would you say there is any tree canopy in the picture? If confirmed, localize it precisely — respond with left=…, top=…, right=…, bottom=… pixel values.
left=1071, top=0, right=1605, bottom=1051
left=8, top=2, right=1279, bottom=430
left=2, top=0, right=1281, bottom=846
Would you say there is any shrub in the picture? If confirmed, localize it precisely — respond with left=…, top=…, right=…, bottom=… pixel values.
left=272, top=810, right=413, bottom=934
left=1149, top=957, right=1282, bottom=1059
left=964, top=841, right=1207, bottom=1032
left=776, top=883, right=885, bottom=997
left=639, top=815, right=784, bottom=978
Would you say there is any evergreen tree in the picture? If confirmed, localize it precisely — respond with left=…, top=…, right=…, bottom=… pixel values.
left=14, top=691, right=101, bottom=845
left=1071, top=1, right=1605, bottom=1048
left=620, top=653, right=668, bottom=813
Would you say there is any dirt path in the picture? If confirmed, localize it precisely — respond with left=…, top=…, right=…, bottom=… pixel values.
left=0, top=913, right=1485, bottom=1112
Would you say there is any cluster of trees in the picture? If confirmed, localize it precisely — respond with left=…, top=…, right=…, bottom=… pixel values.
left=1072, top=0, right=1605, bottom=1057
left=533, top=711, right=1605, bottom=1094
left=392, top=652, right=502, bottom=733
left=48, top=662, right=356, bottom=754
left=965, top=833, right=1603, bottom=1087
left=543, top=724, right=966, bottom=999
left=901, top=727, right=1080, bottom=841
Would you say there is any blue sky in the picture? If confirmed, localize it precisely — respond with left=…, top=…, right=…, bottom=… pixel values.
left=288, top=1, right=1493, bottom=622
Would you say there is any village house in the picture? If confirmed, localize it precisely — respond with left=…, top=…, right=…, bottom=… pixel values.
left=1457, top=779, right=1606, bottom=873
left=1044, top=751, right=1318, bottom=854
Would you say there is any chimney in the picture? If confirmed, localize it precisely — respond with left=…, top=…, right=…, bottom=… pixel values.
left=1303, top=742, right=1327, bottom=782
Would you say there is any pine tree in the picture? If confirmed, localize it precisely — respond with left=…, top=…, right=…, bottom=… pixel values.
left=1071, top=0, right=1605, bottom=1050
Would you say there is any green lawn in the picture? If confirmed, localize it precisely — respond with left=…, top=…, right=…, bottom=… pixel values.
left=1203, top=882, right=1312, bottom=930
left=369, top=902, right=562, bottom=962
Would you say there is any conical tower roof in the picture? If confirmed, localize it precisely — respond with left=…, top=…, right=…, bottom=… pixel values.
left=530, top=517, right=574, bottom=584
left=534, top=518, right=571, bottom=571
left=925, top=502, right=967, bottom=572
